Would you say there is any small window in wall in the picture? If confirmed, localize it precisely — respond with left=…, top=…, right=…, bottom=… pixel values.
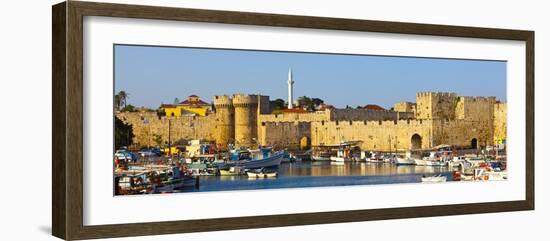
left=171, top=113, right=174, bottom=117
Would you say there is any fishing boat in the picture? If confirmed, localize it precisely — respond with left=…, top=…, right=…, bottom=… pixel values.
left=395, top=152, right=415, bottom=165
left=415, top=158, right=447, bottom=167
left=312, top=152, right=332, bottom=161
left=151, top=166, right=197, bottom=193
left=219, top=166, right=244, bottom=176
left=421, top=175, right=447, bottom=183
left=246, top=169, right=277, bottom=178
left=225, top=147, right=284, bottom=169
left=367, top=152, right=384, bottom=163
left=152, top=176, right=197, bottom=193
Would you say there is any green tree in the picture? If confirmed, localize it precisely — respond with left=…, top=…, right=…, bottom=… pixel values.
left=297, top=96, right=312, bottom=110
left=114, top=94, right=121, bottom=110
left=120, top=104, right=136, bottom=112
left=269, top=98, right=286, bottom=111
left=117, top=90, right=129, bottom=108
left=114, top=116, right=134, bottom=149
left=298, top=96, right=324, bottom=111
left=311, top=98, right=324, bottom=107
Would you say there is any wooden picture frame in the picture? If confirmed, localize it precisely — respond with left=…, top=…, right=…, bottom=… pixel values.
left=52, top=1, right=534, bottom=240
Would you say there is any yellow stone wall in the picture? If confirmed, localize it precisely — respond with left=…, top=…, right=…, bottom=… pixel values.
left=311, top=119, right=432, bottom=151
left=394, top=101, right=416, bottom=114
left=213, top=95, right=234, bottom=149
left=233, top=94, right=259, bottom=147
left=116, top=112, right=216, bottom=149
left=118, top=92, right=506, bottom=152
left=493, top=102, right=507, bottom=144
left=416, top=92, right=457, bottom=120
left=258, top=122, right=311, bottom=150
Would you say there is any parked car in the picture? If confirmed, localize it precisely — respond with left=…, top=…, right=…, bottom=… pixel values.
left=115, top=149, right=138, bottom=162
left=138, top=148, right=162, bottom=157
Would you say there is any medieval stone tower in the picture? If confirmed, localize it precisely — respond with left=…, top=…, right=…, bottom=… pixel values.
left=415, top=92, right=457, bottom=120
left=233, top=94, right=260, bottom=147
left=213, top=95, right=235, bottom=148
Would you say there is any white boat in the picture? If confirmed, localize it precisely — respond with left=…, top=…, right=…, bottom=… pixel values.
left=395, top=156, right=415, bottom=165
left=246, top=170, right=277, bottom=178
left=474, top=168, right=507, bottom=181
left=219, top=166, right=244, bottom=176
left=312, top=155, right=331, bottom=161
left=367, top=152, right=385, bottom=163
left=330, top=156, right=347, bottom=162
left=330, top=148, right=352, bottom=162
left=227, top=147, right=284, bottom=169
left=414, top=157, right=447, bottom=166
left=421, top=175, right=447, bottom=183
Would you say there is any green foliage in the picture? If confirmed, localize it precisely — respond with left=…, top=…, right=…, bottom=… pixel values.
left=298, top=96, right=324, bottom=111
left=270, top=98, right=286, bottom=111
left=114, top=116, right=134, bottom=149
left=120, top=104, right=136, bottom=112
left=114, top=90, right=129, bottom=110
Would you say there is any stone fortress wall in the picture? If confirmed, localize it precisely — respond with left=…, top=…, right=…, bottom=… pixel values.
left=116, top=112, right=216, bottom=148
left=117, top=91, right=507, bottom=152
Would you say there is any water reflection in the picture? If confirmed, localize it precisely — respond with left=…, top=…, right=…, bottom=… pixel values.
left=193, top=162, right=453, bottom=193
left=281, top=161, right=450, bottom=177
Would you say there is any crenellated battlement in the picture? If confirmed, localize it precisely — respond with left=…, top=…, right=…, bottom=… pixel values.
left=232, top=94, right=259, bottom=107
left=213, top=95, right=233, bottom=107
left=460, top=96, right=497, bottom=102
left=416, top=92, right=457, bottom=97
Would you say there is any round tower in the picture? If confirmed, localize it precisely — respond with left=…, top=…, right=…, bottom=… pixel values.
left=233, top=94, right=259, bottom=148
left=213, top=95, right=234, bottom=149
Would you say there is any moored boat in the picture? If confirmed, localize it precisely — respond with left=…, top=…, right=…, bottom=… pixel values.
left=224, top=147, right=284, bottom=169
left=395, top=153, right=415, bottom=166
left=246, top=169, right=277, bottom=178
left=219, top=166, right=244, bottom=176
left=421, top=175, right=447, bottom=183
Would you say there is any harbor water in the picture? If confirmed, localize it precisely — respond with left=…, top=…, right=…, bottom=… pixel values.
left=183, top=162, right=453, bottom=193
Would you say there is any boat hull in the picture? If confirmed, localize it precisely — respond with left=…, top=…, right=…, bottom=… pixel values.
left=240, top=151, right=284, bottom=169
left=421, top=176, right=447, bottom=183
left=395, top=157, right=415, bottom=165
left=246, top=172, right=277, bottom=178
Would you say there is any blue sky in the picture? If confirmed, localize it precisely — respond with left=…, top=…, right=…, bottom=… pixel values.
left=114, top=45, right=506, bottom=109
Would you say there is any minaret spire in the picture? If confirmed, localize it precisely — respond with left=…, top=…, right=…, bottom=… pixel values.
left=287, top=67, right=294, bottom=109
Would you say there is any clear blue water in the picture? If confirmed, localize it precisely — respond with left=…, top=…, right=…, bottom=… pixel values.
left=183, top=162, right=453, bottom=192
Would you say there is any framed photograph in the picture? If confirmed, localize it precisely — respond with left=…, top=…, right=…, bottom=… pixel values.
left=52, top=1, right=534, bottom=240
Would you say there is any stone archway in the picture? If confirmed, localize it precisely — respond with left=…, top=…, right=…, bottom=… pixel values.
left=471, top=138, right=478, bottom=149
left=411, top=134, right=422, bottom=150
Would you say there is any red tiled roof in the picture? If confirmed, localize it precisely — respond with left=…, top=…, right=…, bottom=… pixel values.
left=179, top=99, right=209, bottom=106
left=188, top=94, right=199, bottom=97
left=160, top=104, right=177, bottom=108
left=363, top=104, right=385, bottom=111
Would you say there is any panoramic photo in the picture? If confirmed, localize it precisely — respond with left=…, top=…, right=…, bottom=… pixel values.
left=113, top=45, right=507, bottom=195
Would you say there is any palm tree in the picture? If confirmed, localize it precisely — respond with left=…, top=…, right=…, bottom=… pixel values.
left=117, top=91, right=129, bottom=108
left=114, top=94, right=121, bottom=110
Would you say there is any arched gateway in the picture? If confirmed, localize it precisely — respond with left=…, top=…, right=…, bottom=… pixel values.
left=411, top=134, right=422, bottom=150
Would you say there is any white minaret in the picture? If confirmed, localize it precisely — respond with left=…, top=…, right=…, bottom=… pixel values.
left=287, top=67, right=294, bottom=109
